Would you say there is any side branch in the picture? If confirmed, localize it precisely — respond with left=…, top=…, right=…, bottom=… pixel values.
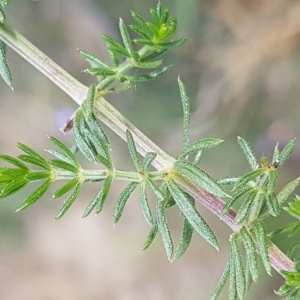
left=0, top=23, right=294, bottom=274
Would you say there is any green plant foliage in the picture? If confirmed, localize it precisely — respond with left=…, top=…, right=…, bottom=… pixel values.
left=0, top=0, right=12, bottom=89
left=240, top=227, right=259, bottom=282
left=0, top=40, right=13, bottom=89
left=148, top=178, right=173, bottom=260
left=174, top=159, right=229, bottom=198
left=277, top=270, right=300, bottom=298
left=139, top=181, right=153, bottom=226
left=113, top=182, right=139, bottom=223
left=2, top=2, right=300, bottom=300
left=285, top=195, right=300, bottom=220
left=78, top=1, right=186, bottom=96
left=167, top=179, right=218, bottom=250
left=252, top=221, right=272, bottom=275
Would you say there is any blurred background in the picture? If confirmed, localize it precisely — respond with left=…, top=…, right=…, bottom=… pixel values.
left=0, top=0, right=300, bottom=299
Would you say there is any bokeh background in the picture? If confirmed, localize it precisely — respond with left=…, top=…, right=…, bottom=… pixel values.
left=0, top=0, right=300, bottom=299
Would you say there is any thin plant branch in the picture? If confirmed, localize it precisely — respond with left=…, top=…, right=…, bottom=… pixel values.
left=0, top=23, right=294, bottom=274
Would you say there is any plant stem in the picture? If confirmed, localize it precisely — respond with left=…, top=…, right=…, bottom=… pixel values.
left=0, top=23, right=294, bottom=274
left=0, top=24, right=88, bottom=104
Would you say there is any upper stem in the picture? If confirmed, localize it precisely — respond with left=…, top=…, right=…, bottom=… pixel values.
left=0, top=22, right=294, bottom=274
left=0, top=23, right=88, bottom=104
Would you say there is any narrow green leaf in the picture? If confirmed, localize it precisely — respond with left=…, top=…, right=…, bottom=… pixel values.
left=278, top=139, right=296, bottom=169
left=119, top=18, right=134, bottom=57
left=156, top=1, right=163, bottom=19
left=210, top=261, right=230, bottom=300
left=231, top=235, right=246, bottom=299
left=16, top=179, right=51, bottom=212
left=82, top=175, right=113, bottom=217
left=193, top=150, right=202, bottom=166
left=49, top=160, right=78, bottom=173
left=269, top=222, right=300, bottom=238
left=178, top=77, right=190, bottom=152
left=107, top=45, right=130, bottom=59
left=277, top=178, right=300, bottom=206
left=167, top=179, right=219, bottom=249
left=136, top=60, right=162, bottom=69
left=0, top=168, right=27, bottom=178
left=181, top=138, right=224, bottom=157
left=142, top=152, right=156, bottom=171
left=140, top=224, right=158, bottom=251
left=17, top=143, right=51, bottom=170
left=163, top=17, right=177, bottom=40
left=235, top=191, right=257, bottom=224
left=0, top=8, right=5, bottom=24
left=18, top=154, right=51, bottom=171
left=0, top=154, right=28, bottom=170
left=217, top=177, right=240, bottom=187
left=131, top=12, right=148, bottom=28
left=113, top=182, right=138, bottom=223
left=140, top=49, right=168, bottom=62
left=140, top=181, right=153, bottom=226
left=124, top=65, right=171, bottom=82
left=160, top=37, right=187, bottom=49
left=81, top=84, right=96, bottom=119
left=108, top=49, right=119, bottom=67
left=267, top=170, right=278, bottom=194
left=73, top=109, right=96, bottom=162
left=26, top=171, right=50, bottom=182
left=160, top=7, right=169, bottom=23
left=1, top=179, right=27, bottom=197
left=265, top=193, right=280, bottom=217
left=172, top=215, right=193, bottom=261
left=46, top=149, right=76, bottom=166
left=95, top=155, right=112, bottom=170
left=234, top=168, right=265, bottom=190
left=275, top=283, right=295, bottom=296
left=0, top=40, right=13, bottom=89
left=286, top=195, right=300, bottom=218
left=79, top=50, right=109, bottom=68
left=148, top=179, right=173, bottom=260
left=252, top=221, right=272, bottom=275
left=55, top=183, right=82, bottom=219
left=53, top=178, right=79, bottom=198
left=174, top=160, right=229, bottom=198
left=48, top=136, right=79, bottom=167
left=96, top=175, right=113, bottom=214
left=145, top=22, right=158, bottom=37
left=85, top=113, right=110, bottom=149
left=82, top=127, right=109, bottom=161
left=126, top=130, right=142, bottom=171
left=237, top=136, right=259, bottom=170
left=17, top=143, right=47, bottom=163
left=272, top=143, right=280, bottom=164
left=240, top=227, right=259, bottom=282
left=150, top=9, right=159, bottom=26
left=229, top=253, right=238, bottom=300
left=84, top=67, right=116, bottom=77
left=133, top=38, right=154, bottom=46
left=129, top=25, right=150, bottom=39
left=287, top=241, right=300, bottom=259
left=102, top=34, right=129, bottom=54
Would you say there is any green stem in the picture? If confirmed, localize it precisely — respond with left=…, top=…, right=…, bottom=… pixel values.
left=96, top=46, right=153, bottom=91
left=55, top=169, right=141, bottom=182
left=0, top=24, right=88, bottom=104
left=0, top=23, right=294, bottom=274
